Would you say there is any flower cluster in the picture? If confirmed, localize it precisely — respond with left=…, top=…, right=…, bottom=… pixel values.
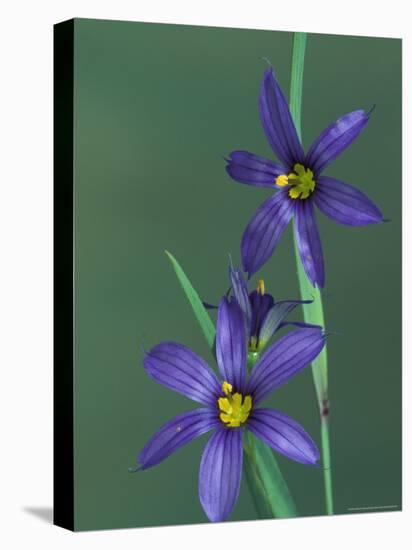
left=131, top=64, right=383, bottom=523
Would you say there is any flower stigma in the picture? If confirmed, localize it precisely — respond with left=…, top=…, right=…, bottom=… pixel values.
left=218, top=381, right=252, bottom=427
left=276, top=163, right=316, bottom=199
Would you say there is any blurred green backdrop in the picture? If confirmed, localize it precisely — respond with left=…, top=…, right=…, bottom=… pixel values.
left=72, top=18, right=401, bottom=531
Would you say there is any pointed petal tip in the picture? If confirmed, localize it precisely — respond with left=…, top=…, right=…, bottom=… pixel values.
left=316, top=278, right=325, bottom=289
left=300, top=444, right=321, bottom=466
left=297, top=445, right=321, bottom=466
left=324, top=330, right=341, bottom=339
left=203, top=301, right=218, bottom=310
left=310, top=451, right=321, bottom=466
left=305, top=269, right=325, bottom=289
left=366, top=104, right=376, bottom=117
left=261, top=57, right=273, bottom=69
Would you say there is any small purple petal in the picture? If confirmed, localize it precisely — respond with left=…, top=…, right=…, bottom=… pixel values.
left=247, top=408, right=320, bottom=465
left=199, top=427, right=243, bottom=522
left=305, top=110, right=369, bottom=175
left=216, top=297, right=247, bottom=392
left=258, top=299, right=312, bottom=347
left=249, top=290, right=274, bottom=339
left=294, top=200, right=325, bottom=288
left=138, top=409, right=220, bottom=470
left=241, top=190, right=294, bottom=277
left=229, top=263, right=252, bottom=332
left=314, top=176, right=384, bottom=226
left=144, top=342, right=221, bottom=406
left=259, top=68, right=305, bottom=168
left=226, top=151, right=285, bottom=188
left=247, top=327, right=326, bottom=405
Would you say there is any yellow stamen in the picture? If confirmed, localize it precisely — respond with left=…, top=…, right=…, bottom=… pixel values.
left=289, top=187, right=302, bottom=199
left=275, top=163, right=316, bottom=200
left=276, top=174, right=289, bottom=187
left=221, top=381, right=233, bottom=396
left=217, top=397, right=232, bottom=414
left=257, top=279, right=265, bottom=295
left=218, top=381, right=252, bottom=428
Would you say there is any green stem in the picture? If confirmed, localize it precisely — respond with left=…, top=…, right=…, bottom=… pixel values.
left=321, top=416, right=333, bottom=514
left=289, top=32, right=334, bottom=515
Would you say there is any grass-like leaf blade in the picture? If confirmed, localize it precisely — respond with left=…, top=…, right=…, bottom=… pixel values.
left=244, top=431, right=298, bottom=518
left=165, top=250, right=216, bottom=349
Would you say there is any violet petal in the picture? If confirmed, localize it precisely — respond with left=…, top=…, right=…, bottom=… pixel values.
left=305, top=110, right=369, bottom=175
left=294, top=199, right=325, bottom=288
left=259, top=68, right=305, bottom=168
left=241, top=190, right=294, bottom=277
left=199, top=427, right=243, bottom=522
left=138, top=408, right=220, bottom=470
left=226, top=150, right=285, bottom=188
left=248, top=408, right=320, bottom=465
left=216, top=297, right=247, bottom=392
left=144, top=342, right=221, bottom=406
left=314, top=176, right=383, bottom=226
left=247, top=327, right=326, bottom=405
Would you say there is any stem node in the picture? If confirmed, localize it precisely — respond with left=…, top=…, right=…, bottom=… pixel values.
left=321, top=398, right=330, bottom=418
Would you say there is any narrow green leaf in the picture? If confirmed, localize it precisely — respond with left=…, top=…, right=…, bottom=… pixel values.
left=243, top=452, right=272, bottom=519
left=165, top=250, right=216, bottom=349
left=244, top=431, right=297, bottom=518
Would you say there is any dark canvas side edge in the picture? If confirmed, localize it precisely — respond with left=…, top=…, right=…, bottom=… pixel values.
left=53, top=18, right=75, bottom=532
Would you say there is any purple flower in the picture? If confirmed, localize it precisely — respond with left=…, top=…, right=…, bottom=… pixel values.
left=229, top=262, right=315, bottom=353
left=132, top=297, right=325, bottom=522
left=226, top=68, right=384, bottom=287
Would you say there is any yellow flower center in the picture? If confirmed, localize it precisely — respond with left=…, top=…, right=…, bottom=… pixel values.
left=276, top=163, right=316, bottom=200
left=218, top=381, right=252, bottom=427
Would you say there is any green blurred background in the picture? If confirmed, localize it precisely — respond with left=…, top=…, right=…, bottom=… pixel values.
left=73, top=19, right=401, bottom=530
